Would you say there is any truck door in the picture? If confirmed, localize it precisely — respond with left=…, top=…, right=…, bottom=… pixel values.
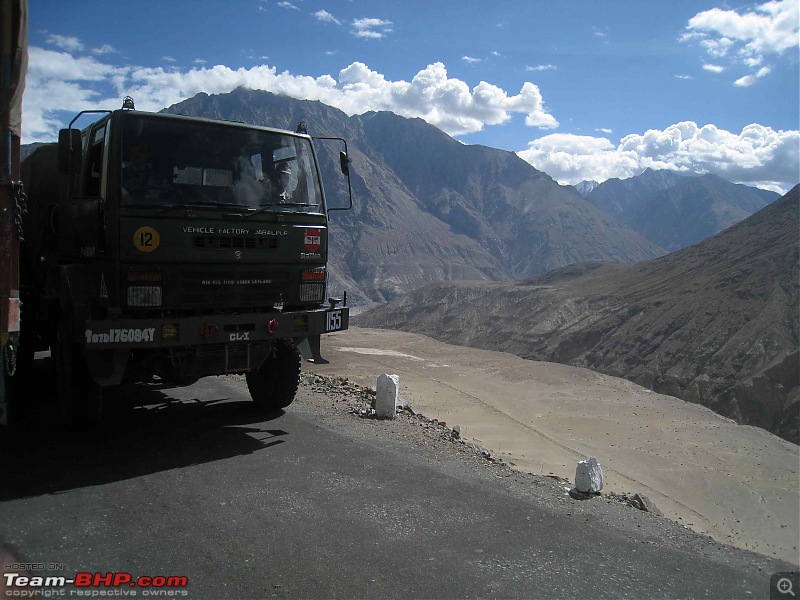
left=60, top=120, right=107, bottom=259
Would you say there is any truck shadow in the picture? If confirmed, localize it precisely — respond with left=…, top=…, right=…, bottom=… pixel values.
left=0, top=357, right=290, bottom=500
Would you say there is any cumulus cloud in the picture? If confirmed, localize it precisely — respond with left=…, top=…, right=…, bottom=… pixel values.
left=314, top=10, right=341, bottom=26
left=23, top=47, right=558, bottom=142
left=352, top=18, right=393, bottom=39
left=518, top=122, right=799, bottom=192
left=682, top=0, right=799, bottom=85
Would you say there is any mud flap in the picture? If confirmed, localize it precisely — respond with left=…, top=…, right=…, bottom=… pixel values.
left=297, top=335, right=328, bottom=364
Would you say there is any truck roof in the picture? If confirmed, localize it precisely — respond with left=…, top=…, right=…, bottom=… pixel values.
left=74, top=107, right=310, bottom=140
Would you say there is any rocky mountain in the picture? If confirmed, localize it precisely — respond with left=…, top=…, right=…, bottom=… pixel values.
left=163, top=88, right=666, bottom=304
left=587, top=168, right=692, bottom=216
left=574, top=180, right=600, bottom=197
left=356, top=186, right=800, bottom=443
left=587, top=169, right=779, bottom=251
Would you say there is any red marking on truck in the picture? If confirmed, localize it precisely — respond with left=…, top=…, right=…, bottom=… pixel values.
left=304, top=228, right=321, bottom=251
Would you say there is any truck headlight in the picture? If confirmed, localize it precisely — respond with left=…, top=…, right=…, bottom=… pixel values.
left=127, top=286, right=162, bottom=307
left=127, top=271, right=163, bottom=307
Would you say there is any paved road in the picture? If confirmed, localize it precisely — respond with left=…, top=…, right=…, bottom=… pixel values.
left=0, top=364, right=794, bottom=599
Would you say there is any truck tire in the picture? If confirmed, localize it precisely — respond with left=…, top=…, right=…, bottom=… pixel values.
left=245, top=341, right=301, bottom=411
left=56, top=319, right=103, bottom=428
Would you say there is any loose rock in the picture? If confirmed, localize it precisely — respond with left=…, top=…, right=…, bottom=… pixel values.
left=574, top=456, right=604, bottom=493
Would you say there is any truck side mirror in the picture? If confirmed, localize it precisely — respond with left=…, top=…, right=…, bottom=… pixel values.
left=58, top=128, right=82, bottom=176
left=339, top=151, right=350, bottom=177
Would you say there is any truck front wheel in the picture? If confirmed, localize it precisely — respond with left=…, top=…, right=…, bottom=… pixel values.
left=245, top=341, right=301, bottom=411
left=56, top=319, right=103, bottom=428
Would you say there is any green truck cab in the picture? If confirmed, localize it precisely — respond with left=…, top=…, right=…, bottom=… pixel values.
left=19, top=101, right=352, bottom=425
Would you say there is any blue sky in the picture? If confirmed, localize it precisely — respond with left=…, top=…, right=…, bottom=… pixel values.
left=24, top=0, right=799, bottom=192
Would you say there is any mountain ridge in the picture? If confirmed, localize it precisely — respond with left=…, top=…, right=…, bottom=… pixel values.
left=586, top=169, right=779, bottom=251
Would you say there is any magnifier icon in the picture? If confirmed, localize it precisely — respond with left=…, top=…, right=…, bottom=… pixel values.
left=778, top=578, right=796, bottom=596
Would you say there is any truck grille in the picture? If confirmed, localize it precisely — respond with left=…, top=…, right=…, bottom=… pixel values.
left=193, top=235, right=279, bottom=251
left=173, top=270, right=290, bottom=308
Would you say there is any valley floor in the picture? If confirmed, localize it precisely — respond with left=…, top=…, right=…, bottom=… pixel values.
left=306, top=327, right=800, bottom=566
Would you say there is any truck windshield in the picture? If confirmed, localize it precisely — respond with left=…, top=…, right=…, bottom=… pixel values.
left=120, top=113, right=323, bottom=212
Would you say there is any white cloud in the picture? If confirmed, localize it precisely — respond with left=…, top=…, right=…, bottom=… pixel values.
left=352, top=18, right=393, bottom=39
left=45, top=34, right=83, bottom=52
left=686, top=0, right=799, bottom=55
left=462, top=56, right=481, bottom=64
left=277, top=1, right=300, bottom=10
left=92, top=44, right=116, bottom=56
left=518, top=122, right=799, bottom=192
left=682, top=0, right=799, bottom=85
left=314, top=10, right=341, bottom=26
left=22, top=48, right=558, bottom=142
left=675, top=74, right=693, bottom=80
left=734, top=66, right=772, bottom=87
left=700, top=36, right=734, bottom=58
left=526, top=64, right=557, bottom=72
left=702, top=64, right=725, bottom=73
left=28, top=47, right=121, bottom=82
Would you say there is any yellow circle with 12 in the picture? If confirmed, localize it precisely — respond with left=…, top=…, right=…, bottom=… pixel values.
left=133, top=226, right=160, bottom=253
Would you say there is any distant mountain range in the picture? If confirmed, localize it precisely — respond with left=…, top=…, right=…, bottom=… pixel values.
left=578, top=169, right=779, bottom=251
left=163, top=89, right=666, bottom=304
left=357, top=186, right=800, bottom=443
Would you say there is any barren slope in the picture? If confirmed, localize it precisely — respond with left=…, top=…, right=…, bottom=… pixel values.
left=357, top=186, right=800, bottom=442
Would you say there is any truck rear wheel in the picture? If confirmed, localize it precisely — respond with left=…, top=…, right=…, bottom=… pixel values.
left=245, top=341, right=301, bottom=411
left=56, top=319, right=103, bottom=428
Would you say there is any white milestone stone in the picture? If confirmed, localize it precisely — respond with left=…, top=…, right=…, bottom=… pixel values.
left=376, top=374, right=400, bottom=419
left=575, top=456, right=604, bottom=493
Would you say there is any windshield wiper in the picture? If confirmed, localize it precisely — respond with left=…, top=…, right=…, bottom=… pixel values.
left=156, top=201, right=243, bottom=214
left=244, top=202, right=311, bottom=218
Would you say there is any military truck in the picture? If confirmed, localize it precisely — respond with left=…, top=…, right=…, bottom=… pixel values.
left=17, top=99, right=352, bottom=426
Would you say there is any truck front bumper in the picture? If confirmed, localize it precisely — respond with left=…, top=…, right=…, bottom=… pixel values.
left=80, top=306, right=348, bottom=349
